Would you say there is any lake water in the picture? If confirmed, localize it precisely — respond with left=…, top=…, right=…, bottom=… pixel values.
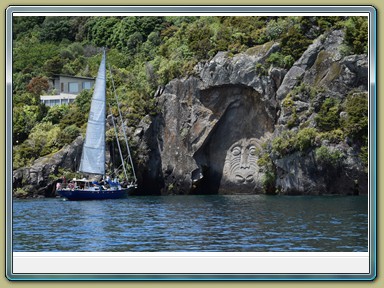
left=12, top=195, right=368, bottom=252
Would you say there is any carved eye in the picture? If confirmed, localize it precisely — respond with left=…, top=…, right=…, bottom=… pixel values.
left=232, top=146, right=241, bottom=156
left=249, top=146, right=257, bottom=156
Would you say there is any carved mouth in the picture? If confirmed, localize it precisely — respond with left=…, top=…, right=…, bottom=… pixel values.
left=235, top=175, right=254, bottom=184
left=245, top=175, right=254, bottom=183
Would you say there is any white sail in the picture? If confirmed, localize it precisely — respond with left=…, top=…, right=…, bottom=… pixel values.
left=79, top=50, right=106, bottom=175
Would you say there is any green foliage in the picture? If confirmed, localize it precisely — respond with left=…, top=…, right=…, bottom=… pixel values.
left=298, top=16, right=346, bottom=39
left=281, top=27, right=312, bottom=61
left=341, top=93, right=368, bottom=142
left=13, top=122, right=62, bottom=168
left=344, top=17, right=368, bottom=55
left=28, top=122, right=61, bottom=156
left=262, top=170, right=277, bottom=195
left=13, top=16, right=45, bottom=40
left=271, top=130, right=296, bottom=156
left=315, top=145, right=344, bottom=167
left=57, top=124, right=80, bottom=145
left=272, top=128, right=318, bottom=156
left=255, top=63, right=267, bottom=77
left=186, top=19, right=213, bottom=60
left=266, top=17, right=297, bottom=41
left=315, top=98, right=341, bottom=131
left=43, top=56, right=65, bottom=76
left=13, top=187, right=29, bottom=198
left=13, top=40, right=60, bottom=74
left=13, top=92, right=39, bottom=106
left=257, top=152, right=276, bottom=194
left=40, top=17, right=76, bottom=42
left=74, top=89, right=93, bottom=115
left=295, top=128, right=317, bottom=152
left=341, top=92, right=368, bottom=167
left=87, top=17, right=120, bottom=47
left=319, top=129, right=345, bottom=143
left=12, top=103, right=48, bottom=145
left=43, top=105, right=70, bottom=125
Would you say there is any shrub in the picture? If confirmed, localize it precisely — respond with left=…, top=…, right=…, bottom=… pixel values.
left=344, top=16, right=368, bottom=55
left=271, top=130, right=295, bottom=156
left=266, top=52, right=284, bottom=67
left=283, top=55, right=295, bottom=68
left=257, top=152, right=276, bottom=194
left=341, top=93, right=368, bottom=142
left=315, top=145, right=344, bottom=167
left=13, top=188, right=29, bottom=198
left=341, top=92, right=368, bottom=169
left=281, top=27, right=312, bottom=61
left=315, top=98, right=340, bottom=131
left=287, top=109, right=298, bottom=129
left=295, top=127, right=317, bottom=151
left=57, top=124, right=80, bottom=145
left=255, top=63, right=267, bottom=76
left=262, top=170, right=276, bottom=195
left=43, top=104, right=69, bottom=125
left=28, top=122, right=61, bottom=156
left=319, top=129, right=345, bottom=143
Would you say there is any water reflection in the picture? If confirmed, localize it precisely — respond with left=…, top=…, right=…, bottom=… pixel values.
left=13, top=195, right=368, bottom=252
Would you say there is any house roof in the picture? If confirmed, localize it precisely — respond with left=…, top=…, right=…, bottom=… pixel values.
left=51, top=74, right=95, bottom=80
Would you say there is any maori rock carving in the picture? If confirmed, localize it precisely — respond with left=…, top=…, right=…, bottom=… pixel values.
left=221, top=138, right=263, bottom=191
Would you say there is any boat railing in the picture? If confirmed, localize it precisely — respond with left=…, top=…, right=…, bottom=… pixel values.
left=57, top=180, right=126, bottom=191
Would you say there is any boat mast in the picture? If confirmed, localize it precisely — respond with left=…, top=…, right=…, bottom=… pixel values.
left=108, top=103, right=129, bottom=182
left=108, top=63, right=137, bottom=184
left=102, top=48, right=106, bottom=180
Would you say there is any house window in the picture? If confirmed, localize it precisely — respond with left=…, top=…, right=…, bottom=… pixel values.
left=82, top=81, right=92, bottom=90
left=68, top=82, right=79, bottom=94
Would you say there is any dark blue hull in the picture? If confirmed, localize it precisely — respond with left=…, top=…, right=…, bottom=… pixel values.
left=57, top=187, right=135, bottom=201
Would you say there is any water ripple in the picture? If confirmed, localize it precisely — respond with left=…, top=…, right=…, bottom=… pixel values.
left=13, top=195, right=368, bottom=252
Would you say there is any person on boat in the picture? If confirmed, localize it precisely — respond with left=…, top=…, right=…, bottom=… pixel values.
left=68, top=182, right=74, bottom=189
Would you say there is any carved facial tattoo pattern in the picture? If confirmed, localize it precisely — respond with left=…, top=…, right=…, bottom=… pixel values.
left=223, top=139, right=260, bottom=184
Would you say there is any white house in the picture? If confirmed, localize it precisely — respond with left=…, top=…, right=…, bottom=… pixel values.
left=40, top=74, right=95, bottom=107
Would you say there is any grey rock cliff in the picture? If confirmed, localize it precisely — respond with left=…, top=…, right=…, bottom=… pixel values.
left=137, top=31, right=368, bottom=196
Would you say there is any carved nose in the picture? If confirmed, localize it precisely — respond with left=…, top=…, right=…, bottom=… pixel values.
left=240, top=153, right=250, bottom=169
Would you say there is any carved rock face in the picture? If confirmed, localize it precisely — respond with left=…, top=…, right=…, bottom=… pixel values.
left=223, top=138, right=259, bottom=185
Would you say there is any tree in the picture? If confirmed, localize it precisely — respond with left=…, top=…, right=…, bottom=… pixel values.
left=43, top=105, right=70, bottom=125
left=12, top=16, right=45, bottom=40
left=27, top=76, right=49, bottom=96
left=40, top=17, right=75, bottom=42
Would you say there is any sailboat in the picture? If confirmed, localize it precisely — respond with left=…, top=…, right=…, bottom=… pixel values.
left=57, top=49, right=137, bottom=200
